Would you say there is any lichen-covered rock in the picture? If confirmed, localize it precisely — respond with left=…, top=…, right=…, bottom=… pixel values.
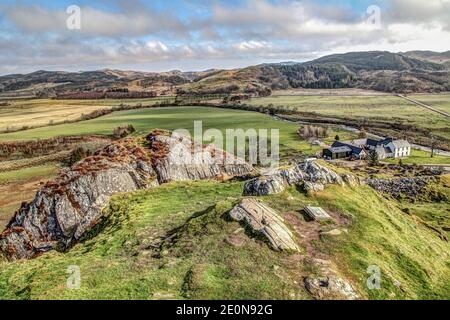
left=147, top=131, right=253, bottom=183
left=243, top=175, right=287, bottom=196
left=304, top=259, right=360, bottom=300
left=229, top=198, right=300, bottom=252
left=303, top=182, right=325, bottom=192
left=0, top=140, right=158, bottom=260
left=243, top=161, right=346, bottom=196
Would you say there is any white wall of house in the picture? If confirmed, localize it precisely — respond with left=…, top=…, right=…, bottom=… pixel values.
left=387, top=143, right=411, bottom=158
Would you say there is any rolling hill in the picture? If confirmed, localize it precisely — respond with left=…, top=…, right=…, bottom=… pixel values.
left=1, top=51, right=449, bottom=98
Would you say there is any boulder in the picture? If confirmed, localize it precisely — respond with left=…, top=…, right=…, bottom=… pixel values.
left=367, top=176, right=435, bottom=199
left=303, top=182, right=325, bottom=192
left=243, top=175, right=287, bottom=196
left=243, top=161, right=347, bottom=196
left=229, top=198, right=300, bottom=252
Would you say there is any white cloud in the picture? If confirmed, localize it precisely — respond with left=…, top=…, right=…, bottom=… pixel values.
left=0, top=0, right=449, bottom=74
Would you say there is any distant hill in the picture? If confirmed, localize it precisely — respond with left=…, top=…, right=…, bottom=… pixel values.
left=1, top=51, right=449, bottom=98
left=403, top=51, right=450, bottom=68
left=180, top=51, right=450, bottom=94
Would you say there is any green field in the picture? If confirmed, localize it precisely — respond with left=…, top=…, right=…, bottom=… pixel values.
left=0, top=97, right=174, bottom=133
left=410, top=94, right=450, bottom=114
left=0, top=106, right=358, bottom=160
left=248, top=95, right=450, bottom=141
left=384, top=149, right=450, bottom=165
left=0, top=164, right=59, bottom=185
left=0, top=163, right=60, bottom=230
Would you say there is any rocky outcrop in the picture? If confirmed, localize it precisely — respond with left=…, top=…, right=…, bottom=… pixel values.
left=1, top=131, right=253, bottom=260
left=304, top=259, right=360, bottom=300
left=229, top=198, right=300, bottom=252
left=243, top=161, right=349, bottom=196
left=147, top=131, right=253, bottom=183
left=367, top=176, right=435, bottom=199
left=0, top=140, right=158, bottom=260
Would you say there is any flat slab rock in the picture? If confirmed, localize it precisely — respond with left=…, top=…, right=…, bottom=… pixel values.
left=229, top=198, right=300, bottom=252
left=304, top=206, right=332, bottom=221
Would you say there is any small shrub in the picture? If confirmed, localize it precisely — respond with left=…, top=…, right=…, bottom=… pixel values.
left=113, top=124, right=136, bottom=138
left=63, top=147, right=93, bottom=167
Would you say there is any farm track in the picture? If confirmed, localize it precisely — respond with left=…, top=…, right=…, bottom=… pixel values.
left=397, top=94, right=450, bottom=117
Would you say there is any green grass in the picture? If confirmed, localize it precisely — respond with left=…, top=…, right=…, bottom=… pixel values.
left=312, top=185, right=450, bottom=300
left=1, top=179, right=448, bottom=300
left=0, top=164, right=59, bottom=185
left=410, top=94, right=450, bottom=114
left=0, top=181, right=308, bottom=300
left=384, top=149, right=450, bottom=165
left=248, top=95, right=450, bottom=141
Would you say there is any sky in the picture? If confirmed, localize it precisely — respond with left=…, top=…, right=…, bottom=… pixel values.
left=0, top=0, right=449, bottom=75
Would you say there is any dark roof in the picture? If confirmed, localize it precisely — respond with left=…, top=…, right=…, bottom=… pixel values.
left=331, top=141, right=364, bottom=155
left=378, top=138, right=394, bottom=146
left=330, top=146, right=352, bottom=153
left=366, top=139, right=379, bottom=147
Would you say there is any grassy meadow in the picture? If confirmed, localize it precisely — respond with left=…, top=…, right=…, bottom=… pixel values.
left=410, top=94, right=450, bottom=114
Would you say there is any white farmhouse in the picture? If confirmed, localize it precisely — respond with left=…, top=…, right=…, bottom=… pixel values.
left=347, top=137, right=411, bottom=159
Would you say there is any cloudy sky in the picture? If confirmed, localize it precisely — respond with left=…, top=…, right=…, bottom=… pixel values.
left=0, top=0, right=449, bottom=75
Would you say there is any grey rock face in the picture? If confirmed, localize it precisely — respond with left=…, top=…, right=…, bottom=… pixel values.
left=0, top=140, right=158, bottom=260
left=244, top=161, right=348, bottom=196
left=303, top=182, right=325, bottom=192
left=147, top=132, right=253, bottom=184
left=229, top=198, right=300, bottom=252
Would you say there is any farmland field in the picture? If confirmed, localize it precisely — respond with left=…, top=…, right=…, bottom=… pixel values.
left=410, top=94, right=450, bottom=114
left=248, top=94, right=450, bottom=141
left=0, top=163, right=60, bottom=229
left=0, top=106, right=358, bottom=159
left=0, top=97, right=174, bottom=133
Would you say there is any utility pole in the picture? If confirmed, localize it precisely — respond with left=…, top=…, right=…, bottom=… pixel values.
left=430, top=134, right=435, bottom=158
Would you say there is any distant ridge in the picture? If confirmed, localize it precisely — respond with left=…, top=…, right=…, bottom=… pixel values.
left=1, top=50, right=449, bottom=97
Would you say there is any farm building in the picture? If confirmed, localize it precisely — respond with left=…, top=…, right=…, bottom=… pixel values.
left=323, top=137, right=411, bottom=160
left=323, top=142, right=366, bottom=160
